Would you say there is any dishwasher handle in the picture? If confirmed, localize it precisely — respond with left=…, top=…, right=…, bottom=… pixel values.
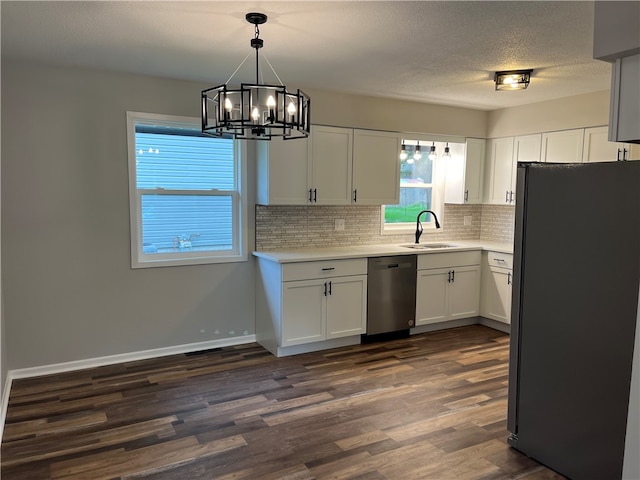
left=371, top=261, right=414, bottom=270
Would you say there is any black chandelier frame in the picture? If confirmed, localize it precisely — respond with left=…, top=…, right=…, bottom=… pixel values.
left=201, top=12, right=311, bottom=141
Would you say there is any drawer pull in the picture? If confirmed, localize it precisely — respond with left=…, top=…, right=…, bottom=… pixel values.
left=321, top=267, right=335, bottom=271
left=493, top=258, right=506, bottom=263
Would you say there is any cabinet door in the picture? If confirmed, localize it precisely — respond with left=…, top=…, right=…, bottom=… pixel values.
left=309, top=126, right=352, bottom=205
left=282, top=279, right=326, bottom=346
left=256, top=137, right=309, bottom=205
left=481, top=267, right=512, bottom=324
left=513, top=134, right=542, bottom=162
left=352, top=130, right=400, bottom=205
left=448, top=265, right=481, bottom=320
left=541, top=129, right=585, bottom=163
left=326, top=275, right=367, bottom=339
left=485, top=137, right=515, bottom=204
left=415, top=268, right=449, bottom=325
left=582, top=126, right=627, bottom=162
left=609, top=54, right=640, bottom=144
left=445, top=139, right=484, bottom=204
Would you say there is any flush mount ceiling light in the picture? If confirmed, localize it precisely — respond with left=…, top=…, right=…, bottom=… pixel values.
left=201, top=12, right=311, bottom=140
left=494, top=69, right=533, bottom=91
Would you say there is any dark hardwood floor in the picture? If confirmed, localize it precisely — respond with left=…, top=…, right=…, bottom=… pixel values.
left=1, top=325, right=565, bottom=479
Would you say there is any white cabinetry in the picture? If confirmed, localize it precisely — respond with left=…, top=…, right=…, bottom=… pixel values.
left=541, top=129, right=585, bottom=163
left=257, top=137, right=310, bottom=205
left=582, top=126, right=637, bottom=162
left=484, top=137, right=516, bottom=204
left=306, top=126, right=402, bottom=205
left=609, top=54, right=640, bottom=144
left=352, top=129, right=401, bottom=204
left=445, top=138, right=485, bottom=204
left=308, top=125, right=353, bottom=204
left=480, top=251, right=513, bottom=325
left=415, top=251, right=481, bottom=326
left=256, top=257, right=367, bottom=356
left=513, top=134, right=541, bottom=162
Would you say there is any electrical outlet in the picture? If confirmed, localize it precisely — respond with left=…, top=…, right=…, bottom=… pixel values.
left=335, top=219, right=345, bottom=231
left=464, top=216, right=472, bottom=226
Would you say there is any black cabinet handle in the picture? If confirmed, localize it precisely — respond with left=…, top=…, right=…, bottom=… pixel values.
left=451, top=270, right=455, bottom=283
left=324, top=282, right=327, bottom=296
left=464, top=190, right=469, bottom=202
left=505, top=190, right=509, bottom=203
left=321, top=267, right=335, bottom=271
left=313, top=188, right=317, bottom=202
left=353, top=189, right=357, bottom=202
left=309, top=189, right=313, bottom=202
left=617, top=148, right=622, bottom=161
left=328, top=281, right=332, bottom=295
left=447, top=271, right=451, bottom=283
left=507, top=272, right=512, bottom=285
left=623, top=148, right=628, bottom=161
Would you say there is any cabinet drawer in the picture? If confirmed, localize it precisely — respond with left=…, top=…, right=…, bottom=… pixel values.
left=283, top=258, right=367, bottom=281
left=417, top=251, right=481, bottom=270
left=486, top=251, right=513, bottom=269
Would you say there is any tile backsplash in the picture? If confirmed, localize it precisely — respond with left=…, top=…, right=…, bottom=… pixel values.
left=256, top=203, right=515, bottom=250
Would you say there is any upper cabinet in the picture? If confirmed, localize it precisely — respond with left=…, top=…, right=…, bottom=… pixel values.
left=308, top=126, right=353, bottom=205
left=593, top=3, right=640, bottom=144
left=609, top=54, right=640, bottom=145
left=445, top=138, right=485, bottom=204
left=582, top=126, right=640, bottom=162
left=484, top=137, right=515, bottom=205
left=258, top=125, right=401, bottom=206
left=257, top=137, right=310, bottom=205
left=541, top=129, right=584, bottom=163
left=352, top=129, right=401, bottom=205
left=513, top=134, right=541, bottom=163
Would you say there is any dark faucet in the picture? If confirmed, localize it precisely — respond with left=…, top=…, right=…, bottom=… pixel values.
left=415, top=210, right=441, bottom=244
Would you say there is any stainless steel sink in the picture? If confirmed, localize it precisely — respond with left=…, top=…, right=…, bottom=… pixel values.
left=400, top=243, right=458, bottom=250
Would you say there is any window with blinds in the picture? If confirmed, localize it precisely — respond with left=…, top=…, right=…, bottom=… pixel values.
left=126, top=112, right=247, bottom=268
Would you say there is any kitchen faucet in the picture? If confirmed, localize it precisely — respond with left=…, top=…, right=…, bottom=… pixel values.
left=415, top=210, right=441, bottom=244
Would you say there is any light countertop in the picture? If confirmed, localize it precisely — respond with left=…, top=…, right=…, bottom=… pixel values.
left=253, top=240, right=513, bottom=263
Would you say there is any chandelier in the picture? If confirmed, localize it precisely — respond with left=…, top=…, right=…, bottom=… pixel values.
left=201, top=12, right=311, bottom=140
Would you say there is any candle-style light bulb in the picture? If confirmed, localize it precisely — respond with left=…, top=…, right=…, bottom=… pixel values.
left=267, top=95, right=276, bottom=122
left=287, top=101, right=296, bottom=123
left=224, top=98, right=233, bottom=111
left=251, top=107, right=260, bottom=123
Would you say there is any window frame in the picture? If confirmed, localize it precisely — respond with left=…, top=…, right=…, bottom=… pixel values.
left=126, top=111, right=248, bottom=268
left=380, top=135, right=464, bottom=235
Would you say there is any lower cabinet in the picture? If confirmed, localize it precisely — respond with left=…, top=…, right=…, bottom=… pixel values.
left=256, top=257, right=367, bottom=356
left=282, top=275, right=367, bottom=346
left=415, top=251, right=481, bottom=326
left=480, top=251, right=513, bottom=324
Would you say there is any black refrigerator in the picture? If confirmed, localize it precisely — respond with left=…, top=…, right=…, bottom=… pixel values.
left=507, top=161, right=640, bottom=479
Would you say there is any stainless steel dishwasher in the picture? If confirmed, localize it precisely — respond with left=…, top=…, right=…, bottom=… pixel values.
left=366, top=255, right=417, bottom=336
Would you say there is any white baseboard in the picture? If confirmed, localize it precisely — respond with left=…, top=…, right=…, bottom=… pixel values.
left=9, top=334, right=257, bottom=380
left=0, top=374, right=13, bottom=443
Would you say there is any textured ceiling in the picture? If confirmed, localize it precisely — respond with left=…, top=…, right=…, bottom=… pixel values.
left=1, top=1, right=614, bottom=111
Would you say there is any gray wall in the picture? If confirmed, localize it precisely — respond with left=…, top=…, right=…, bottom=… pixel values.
left=1, top=61, right=257, bottom=369
left=1, top=60, right=488, bottom=371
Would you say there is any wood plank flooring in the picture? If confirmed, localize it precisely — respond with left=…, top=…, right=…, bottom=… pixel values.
left=1, top=325, right=566, bottom=479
